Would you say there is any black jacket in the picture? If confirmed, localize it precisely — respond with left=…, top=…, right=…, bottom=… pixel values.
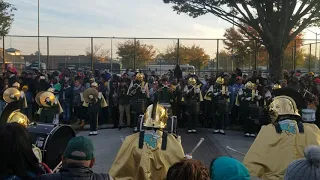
left=35, top=164, right=112, bottom=180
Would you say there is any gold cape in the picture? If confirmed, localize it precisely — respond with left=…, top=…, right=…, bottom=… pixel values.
left=109, top=131, right=185, bottom=180
left=243, top=122, right=320, bottom=180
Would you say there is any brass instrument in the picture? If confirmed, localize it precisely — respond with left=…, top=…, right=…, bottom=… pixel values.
left=83, top=88, right=99, bottom=103
left=39, top=92, right=56, bottom=107
left=35, top=91, right=45, bottom=106
left=3, top=88, right=21, bottom=103
left=129, top=83, right=142, bottom=95
left=204, top=86, right=213, bottom=101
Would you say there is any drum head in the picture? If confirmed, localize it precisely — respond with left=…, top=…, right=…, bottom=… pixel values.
left=45, top=125, right=75, bottom=169
left=27, top=124, right=75, bottom=169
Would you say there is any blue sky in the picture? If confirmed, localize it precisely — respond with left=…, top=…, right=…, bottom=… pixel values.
left=6, top=0, right=320, bottom=56
left=9, top=0, right=229, bottom=38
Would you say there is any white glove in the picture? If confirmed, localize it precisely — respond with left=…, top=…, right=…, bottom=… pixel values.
left=20, top=91, right=25, bottom=98
left=238, top=89, right=243, bottom=95
left=255, top=93, right=259, bottom=97
left=185, top=154, right=193, bottom=159
left=214, top=92, right=218, bottom=96
left=227, top=92, right=230, bottom=95
left=98, top=92, right=102, bottom=99
left=257, top=96, right=262, bottom=100
left=245, top=97, right=251, bottom=101
left=195, top=89, right=200, bottom=93
left=141, top=89, right=146, bottom=94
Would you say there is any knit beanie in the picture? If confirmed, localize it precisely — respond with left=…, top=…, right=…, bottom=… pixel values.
left=284, top=145, right=320, bottom=180
left=211, top=156, right=250, bottom=180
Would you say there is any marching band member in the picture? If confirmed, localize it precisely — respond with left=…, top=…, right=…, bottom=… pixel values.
left=238, top=81, right=261, bottom=137
left=182, top=77, right=203, bottom=133
left=109, top=102, right=185, bottom=180
left=128, top=73, right=149, bottom=132
left=37, top=89, right=63, bottom=124
left=204, top=77, right=215, bottom=128
left=244, top=93, right=320, bottom=180
left=212, top=77, right=229, bottom=135
left=82, top=82, right=108, bottom=136
left=11, top=82, right=28, bottom=110
left=156, top=77, right=174, bottom=104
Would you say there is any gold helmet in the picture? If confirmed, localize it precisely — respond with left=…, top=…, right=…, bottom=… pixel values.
left=7, top=110, right=30, bottom=128
left=245, top=81, right=256, bottom=90
left=144, top=103, right=168, bottom=129
left=269, top=96, right=300, bottom=122
left=3, top=87, right=21, bottom=103
left=273, top=84, right=281, bottom=90
left=216, top=77, right=224, bottom=85
left=136, top=73, right=144, bottom=82
left=188, top=77, right=197, bottom=86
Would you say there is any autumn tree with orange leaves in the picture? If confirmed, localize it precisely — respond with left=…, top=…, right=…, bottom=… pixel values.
left=223, top=25, right=305, bottom=70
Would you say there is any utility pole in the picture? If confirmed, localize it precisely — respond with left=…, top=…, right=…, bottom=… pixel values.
left=38, top=0, right=40, bottom=70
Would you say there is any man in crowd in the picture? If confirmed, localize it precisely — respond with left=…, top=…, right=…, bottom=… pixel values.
left=36, top=136, right=113, bottom=180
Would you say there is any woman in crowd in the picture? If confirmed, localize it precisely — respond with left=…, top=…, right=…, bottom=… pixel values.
left=166, top=159, right=210, bottom=180
left=0, top=123, right=49, bottom=180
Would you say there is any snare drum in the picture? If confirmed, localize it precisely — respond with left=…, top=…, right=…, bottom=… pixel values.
left=302, top=109, right=316, bottom=122
left=27, top=123, right=76, bottom=169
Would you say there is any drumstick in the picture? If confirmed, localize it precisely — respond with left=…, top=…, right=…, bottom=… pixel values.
left=52, top=161, right=62, bottom=172
left=226, top=146, right=246, bottom=156
left=188, top=138, right=205, bottom=155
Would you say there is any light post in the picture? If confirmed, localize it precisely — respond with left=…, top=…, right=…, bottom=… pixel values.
left=247, top=47, right=252, bottom=71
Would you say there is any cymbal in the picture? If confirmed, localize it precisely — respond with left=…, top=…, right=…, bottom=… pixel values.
left=3, top=88, right=21, bottom=103
left=35, top=91, right=45, bottom=106
left=83, top=88, right=99, bottom=103
left=39, top=91, right=56, bottom=107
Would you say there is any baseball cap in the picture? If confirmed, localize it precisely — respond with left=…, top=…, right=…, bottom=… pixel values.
left=63, top=136, right=94, bottom=161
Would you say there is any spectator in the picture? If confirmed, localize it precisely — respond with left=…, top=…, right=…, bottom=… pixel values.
left=284, top=145, right=320, bottom=180
left=0, top=123, right=49, bottom=180
left=73, top=77, right=85, bottom=127
left=60, top=81, right=73, bottom=124
left=174, top=64, right=182, bottom=80
left=210, top=156, right=250, bottom=180
left=166, top=159, right=210, bottom=180
left=118, top=78, right=130, bottom=128
left=37, top=136, right=113, bottom=180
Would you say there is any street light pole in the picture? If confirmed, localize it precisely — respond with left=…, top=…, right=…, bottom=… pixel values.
left=38, top=0, right=40, bottom=70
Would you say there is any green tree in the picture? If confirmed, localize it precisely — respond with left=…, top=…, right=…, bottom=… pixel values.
left=162, top=44, right=210, bottom=70
left=163, top=0, right=320, bottom=79
left=117, top=40, right=156, bottom=69
left=0, top=1, right=16, bottom=36
left=223, top=26, right=305, bottom=70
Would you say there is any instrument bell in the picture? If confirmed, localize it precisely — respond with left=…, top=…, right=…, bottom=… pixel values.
left=83, top=88, right=99, bottom=103
left=35, top=91, right=45, bottom=106
left=39, top=91, right=56, bottom=107
left=3, top=87, right=21, bottom=103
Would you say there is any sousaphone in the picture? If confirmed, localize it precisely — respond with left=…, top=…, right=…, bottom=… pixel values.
left=3, top=87, right=21, bottom=103
left=83, top=88, right=99, bottom=103
left=39, top=91, right=56, bottom=107
left=35, top=91, right=45, bottom=106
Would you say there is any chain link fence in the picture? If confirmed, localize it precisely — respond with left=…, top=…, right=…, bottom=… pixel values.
left=1, top=35, right=319, bottom=77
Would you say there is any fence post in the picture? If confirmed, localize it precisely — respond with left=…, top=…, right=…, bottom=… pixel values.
left=293, top=39, right=297, bottom=70
left=110, top=38, right=113, bottom=73
left=254, top=40, right=257, bottom=70
left=91, top=37, right=94, bottom=70
left=309, top=44, right=312, bottom=72
left=47, top=36, right=49, bottom=70
left=2, top=36, right=5, bottom=71
left=133, top=38, right=136, bottom=70
left=216, top=39, right=219, bottom=72
left=177, top=39, right=180, bottom=65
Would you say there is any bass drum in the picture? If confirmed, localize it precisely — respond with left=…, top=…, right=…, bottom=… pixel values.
left=27, top=123, right=76, bottom=169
